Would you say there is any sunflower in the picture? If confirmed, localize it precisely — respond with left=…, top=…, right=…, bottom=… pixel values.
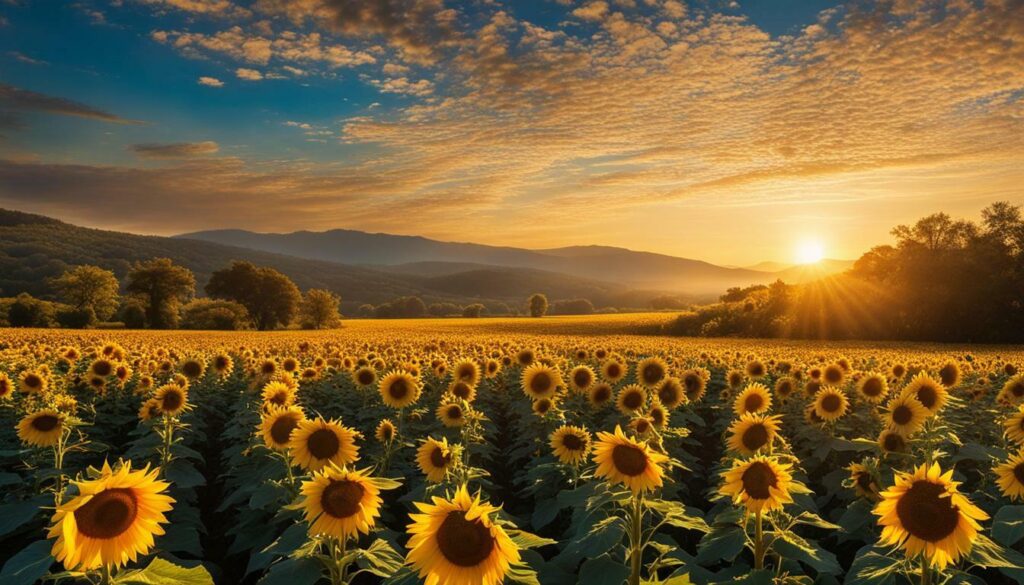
left=521, top=364, right=561, bottom=400
left=874, top=462, right=988, bottom=569
left=813, top=387, right=849, bottom=422
left=453, top=360, right=481, bottom=387
left=568, top=365, right=595, bottom=393
left=261, top=380, right=295, bottom=408
left=648, top=401, right=670, bottom=429
left=822, top=364, right=845, bottom=386
left=601, top=360, right=627, bottom=384
left=0, top=372, right=12, bottom=399
left=17, top=409, right=64, bottom=447
left=406, top=484, right=520, bottom=585
left=734, top=383, right=772, bottom=417
left=616, top=384, right=647, bottom=415
left=746, top=360, right=766, bottom=379
left=682, top=369, right=706, bottom=402
left=883, top=394, right=928, bottom=436
left=901, top=372, right=948, bottom=415
left=592, top=425, right=668, bottom=494
left=47, top=461, right=173, bottom=571
left=857, top=373, right=889, bottom=403
left=1004, top=405, right=1024, bottom=445
left=726, top=413, right=782, bottom=456
left=437, top=402, right=467, bottom=427
left=848, top=463, right=881, bottom=500
left=549, top=425, right=591, bottom=465
left=289, top=417, right=360, bottom=471
left=138, top=398, right=161, bottom=422
left=180, top=358, right=205, bottom=380
left=719, top=455, right=794, bottom=514
left=995, top=449, right=1024, bottom=501
left=878, top=429, right=908, bottom=454
left=19, top=369, right=47, bottom=394
left=588, top=382, right=613, bottom=407
left=154, top=383, right=188, bottom=416
left=448, top=380, right=476, bottom=403
left=353, top=366, right=377, bottom=388
left=260, top=405, right=306, bottom=451
left=774, top=377, right=796, bottom=401
left=938, top=361, right=961, bottom=387
left=637, top=357, right=668, bottom=388
left=379, top=370, right=422, bottom=409
left=299, top=464, right=385, bottom=540
left=376, top=419, right=396, bottom=443
left=654, top=377, right=685, bottom=409
left=212, top=353, right=233, bottom=376
left=89, top=359, right=115, bottom=378
left=417, top=437, right=454, bottom=483
left=999, top=375, right=1024, bottom=404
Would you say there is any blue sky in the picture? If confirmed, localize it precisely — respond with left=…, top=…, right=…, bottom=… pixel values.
left=0, top=1, right=1019, bottom=265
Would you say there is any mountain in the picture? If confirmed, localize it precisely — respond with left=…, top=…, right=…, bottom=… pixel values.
left=0, top=209, right=648, bottom=312
left=177, top=229, right=840, bottom=294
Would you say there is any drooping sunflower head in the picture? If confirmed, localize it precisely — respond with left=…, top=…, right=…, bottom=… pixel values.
left=848, top=462, right=881, bottom=500
left=999, top=375, right=1024, bottom=405
left=857, top=373, right=889, bottom=403
left=47, top=460, right=174, bottom=571
left=569, top=365, right=595, bottom=393
left=938, top=361, right=961, bottom=388
left=379, top=370, right=422, bottom=409
left=17, top=409, right=65, bottom=447
left=521, top=363, right=561, bottom=400
left=588, top=382, right=613, bottom=407
left=726, top=413, right=782, bottom=456
left=437, top=402, right=467, bottom=427
left=261, top=380, right=296, bottom=408
left=901, top=372, right=948, bottom=415
left=874, top=462, right=988, bottom=569
left=655, top=377, right=686, bottom=409
left=417, top=437, right=454, bottom=483
left=884, top=393, right=928, bottom=437
left=995, top=449, right=1024, bottom=502
left=375, top=419, right=396, bottom=443
left=878, top=429, right=908, bottom=454
left=734, top=383, right=773, bottom=417
left=648, top=401, right=669, bottom=428
left=288, top=417, right=360, bottom=471
left=813, top=387, right=849, bottom=422
left=406, top=484, right=521, bottom=585
left=719, top=455, right=794, bottom=514
left=260, top=405, right=306, bottom=451
left=682, top=369, right=707, bottom=403
left=154, top=383, right=189, bottom=417
left=138, top=398, right=161, bottom=422
left=549, top=425, right=591, bottom=465
left=616, top=384, right=648, bottom=415
left=299, top=464, right=385, bottom=540
left=637, top=357, right=668, bottom=388
left=592, top=425, right=669, bottom=494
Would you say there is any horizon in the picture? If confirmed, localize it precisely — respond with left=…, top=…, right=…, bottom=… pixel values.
left=0, top=1, right=1021, bottom=266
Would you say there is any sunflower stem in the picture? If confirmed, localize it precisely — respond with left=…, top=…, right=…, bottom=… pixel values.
left=754, top=511, right=766, bottom=571
left=920, top=558, right=932, bottom=585
left=99, top=564, right=112, bottom=585
left=628, top=492, right=643, bottom=585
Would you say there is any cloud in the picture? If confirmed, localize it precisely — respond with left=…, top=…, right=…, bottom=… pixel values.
left=8, top=52, right=49, bottom=66
left=197, top=76, right=224, bottom=87
left=572, top=1, right=609, bottom=21
left=235, top=67, right=263, bottom=80
left=0, top=83, right=139, bottom=124
left=137, top=0, right=251, bottom=19
left=130, top=141, right=220, bottom=158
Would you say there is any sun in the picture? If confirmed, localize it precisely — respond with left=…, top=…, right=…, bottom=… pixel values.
left=795, top=240, right=825, bottom=264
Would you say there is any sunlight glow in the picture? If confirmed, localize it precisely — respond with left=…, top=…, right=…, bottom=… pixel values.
left=795, top=240, right=825, bottom=265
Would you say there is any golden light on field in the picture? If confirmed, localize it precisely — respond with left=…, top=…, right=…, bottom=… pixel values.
left=795, top=240, right=825, bottom=265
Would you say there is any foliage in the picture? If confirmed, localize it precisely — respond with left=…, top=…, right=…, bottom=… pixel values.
left=528, top=293, right=548, bottom=318
left=126, top=258, right=196, bottom=329
left=51, top=265, right=120, bottom=321
left=206, top=261, right=302, bottom=330
left=180, top=298, right=250, bottom=330
left=299, top=289, right=342, bottom=329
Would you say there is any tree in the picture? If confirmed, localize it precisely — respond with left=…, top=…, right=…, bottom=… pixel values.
left=551, top=298, right=595, bottom=315
left=180, top=299, right=250, bottom=330
left=205, top=261, right=301, bottom=330
left=462, top=303, right=486, bottom=318
left=52, top=265, right=120, bottom=321
left=528, top=293, right=548, bottom=318
left=124, top=258, right=195, bottom=329
left=7, top=293, right=54, bottom=327
left=299, top=289, right=342, bottom=329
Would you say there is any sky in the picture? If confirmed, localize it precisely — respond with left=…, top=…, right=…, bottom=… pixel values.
left=0, top=0, right=1020, bottom=267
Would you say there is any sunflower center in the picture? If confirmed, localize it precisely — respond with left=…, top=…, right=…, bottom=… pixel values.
left=741, top=424, right=769, bottom=452
left=744, top=394, right=764, bottom=412
left=895, top=481, right=961, bottom=542
left=623, top=391, right=643, bottom=410
left=1014, top=462, right=1024, bottom=485
left=611, top=444, right=648, bottom=476
left=270, top=414, right=299, bottom=445
left=821, top=393, right=842, bottom=412
left=642, top=365, right=663, bottom=385
left=430, top=446, right=451, bottom=469
left=162, top=390, right=183, bottom=411
left=183, top=362, right=202, bottom=378
left=437, top=511, right=495, bottom=568
left=388, top=379, right=409, bottom=400
left=320, top=479, right=365, bottom=519
left=1011, top=383, right=1024, bottom=397
left=24, top=374, right=42, bottom=388
left=593, top=387, right=611, bottom=402
left=452, top=383, right=471, bottom=399
left=93, top=362, right=113, bottom=376
left=74, top=488, right=138, bottom=539
left=357, top=371, right=374, bottom=385
left=32, top=414, right=60, bottom=432
left=741, top=461, right=778, bottom=500
left=862, top=378, right=883, bottom=396
left=530, top=372, right=552, bottom=394
left=607, top=364, right=621, bottom=378
left=658, top=384, right=680, bottom=405
left=574, top=370, right=591, bottom=388
left=561, top=433, right=585, bottom=451
left=916, top=385, right=938, bottom=409
left=307, top=428, right=341, bottom=459
left=892, top=404, right=913, bottom=426
left=446, top=406, right=463, bottom=419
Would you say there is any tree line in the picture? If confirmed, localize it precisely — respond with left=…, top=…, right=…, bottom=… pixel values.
left=1, top=259, right=342, bottom=330
left=667, top=202, right=1024, bottom=343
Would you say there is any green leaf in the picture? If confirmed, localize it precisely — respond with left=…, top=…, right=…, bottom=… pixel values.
left=771, top=530, right=841, bottom=575
left=116, top=558, right=214, bottom=585
left=0, top=472, right=21, bottom=486
left=507, top=529, right=557, bottom=550
left=792, top=511, right=840, bottom=531
left=257, top=557, right=323, bottom=585
left=531, top=497, right=562, bottom=530
left=579, top=554, right=631, bottom=585
left=0, top=540, right=54, bottom=585
left=845, top=549, right=900, bottom=585
left=992, top=505, right=1024, bottom=547
left=505, top=561, right=543, bottom=585
left=164, top=459, right=206, bottom=489
left=837, top=499, right=873, bottom=535
left=356, top=539, right=405, bottom=578
left=0, top=495, right=49, bottom=538
left=968, top=533, right=1024, bottom=570
left=696, top=524, right=746, bottom=565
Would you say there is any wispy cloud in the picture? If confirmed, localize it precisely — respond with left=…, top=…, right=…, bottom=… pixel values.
left=0, top=83, right=141, bottom=124
left=130, top=141, right=220, bottom=159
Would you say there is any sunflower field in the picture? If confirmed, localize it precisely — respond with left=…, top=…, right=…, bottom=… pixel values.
left=1, top=319, right=1024, bottom=585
